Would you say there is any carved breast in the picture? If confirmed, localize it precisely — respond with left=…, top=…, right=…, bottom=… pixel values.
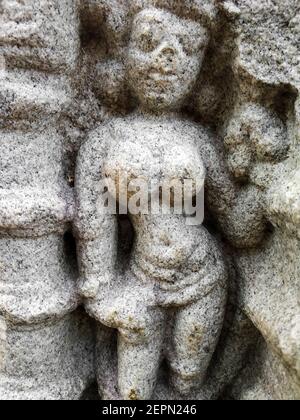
left=103, top=118, right=206, bottom=202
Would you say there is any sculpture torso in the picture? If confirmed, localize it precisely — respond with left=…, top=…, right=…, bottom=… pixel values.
left=103, top=115, right=207, bottom=278
left=104, top=115, right=205, bottom=196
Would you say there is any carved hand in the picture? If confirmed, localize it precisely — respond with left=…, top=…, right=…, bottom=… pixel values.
left=84, top=277, right=154, bottom=344
left=78, top=272, right=113, bottom=299
left=224, top=103, right=289, bottom=184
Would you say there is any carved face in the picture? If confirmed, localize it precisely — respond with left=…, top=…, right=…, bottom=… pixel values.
left=127, top=8, right=209, bottom=111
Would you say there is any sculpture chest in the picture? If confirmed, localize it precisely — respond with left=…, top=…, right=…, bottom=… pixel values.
left=103, top=119, right=205, bottom=194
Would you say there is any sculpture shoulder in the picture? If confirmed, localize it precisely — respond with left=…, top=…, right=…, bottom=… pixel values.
left=78, top=119, right=120, bottom=163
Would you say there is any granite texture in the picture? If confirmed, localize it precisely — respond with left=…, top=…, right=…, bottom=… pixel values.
left=0, top=0, right=299, bottom=400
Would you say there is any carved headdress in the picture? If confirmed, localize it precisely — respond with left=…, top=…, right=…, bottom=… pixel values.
left=129, top=0, right=219, bottom=27
left=81, top=0, right=219, bottom=49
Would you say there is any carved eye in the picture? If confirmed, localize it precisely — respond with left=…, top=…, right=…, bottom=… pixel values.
left=136, top=31, right=159, bottom=53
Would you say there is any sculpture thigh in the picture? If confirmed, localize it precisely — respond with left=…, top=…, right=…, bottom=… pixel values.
left=118, top=306, right=167, bottom=400
left=168, top=284, right=227, bottom=395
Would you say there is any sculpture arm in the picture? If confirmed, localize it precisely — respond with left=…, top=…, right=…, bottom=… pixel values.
left=199, top=132, right=266, bottom=248
left=74, top=124, right=118, bottom=298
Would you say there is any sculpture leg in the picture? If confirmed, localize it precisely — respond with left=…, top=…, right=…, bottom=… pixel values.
left=95, top=324, right=120, bottom=400
left=118, top=307, right=166, bottom=400
left=169, top=284, right=227, bottom=396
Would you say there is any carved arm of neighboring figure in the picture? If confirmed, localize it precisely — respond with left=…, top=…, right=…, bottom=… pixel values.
left=200, top=103, right=290, bottom=248
left=74, top=124, right=118, bottom=298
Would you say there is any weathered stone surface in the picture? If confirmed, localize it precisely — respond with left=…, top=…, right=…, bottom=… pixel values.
left=0, top=0, right=94, bottom=400
left=0, top=0, right=299, bottom=400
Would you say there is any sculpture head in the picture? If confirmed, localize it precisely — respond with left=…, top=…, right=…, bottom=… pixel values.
left=126, top=5, right=212, bottom=112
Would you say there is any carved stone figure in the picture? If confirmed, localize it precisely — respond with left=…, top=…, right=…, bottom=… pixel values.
left=75, top=1, right=268, bottom=400
left=0, top=0, right=299, bottom=401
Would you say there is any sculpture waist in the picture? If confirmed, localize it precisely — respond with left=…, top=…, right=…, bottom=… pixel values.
left=130, top=241, right=214, bottom=292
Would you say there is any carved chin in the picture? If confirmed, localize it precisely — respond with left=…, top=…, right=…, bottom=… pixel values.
left=132, top=75, right=195, bottom=110
left=137, top=86, right=187, bottom=110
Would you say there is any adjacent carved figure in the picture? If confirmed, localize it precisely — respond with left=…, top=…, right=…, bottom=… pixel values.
left=0, top=0, right=94, bottom=400
left=75, top=2, right=273, bottom=400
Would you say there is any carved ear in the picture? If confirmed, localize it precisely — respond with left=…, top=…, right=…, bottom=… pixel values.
left=190, top=0, right=219, bottom=22
left=80, top=0, right=129, bottom=49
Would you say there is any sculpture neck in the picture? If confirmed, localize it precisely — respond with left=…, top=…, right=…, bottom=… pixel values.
left=135, top=105, right=181, bottom=120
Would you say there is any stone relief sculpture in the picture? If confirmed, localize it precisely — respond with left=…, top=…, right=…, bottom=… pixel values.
left=0, top=0, right=299, bottom=400
left=75, top=1, right=285, bottom=400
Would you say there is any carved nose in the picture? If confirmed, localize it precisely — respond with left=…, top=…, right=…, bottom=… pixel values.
left=157, top=46, right=177, bottom=72
left=160, top=46, right=176, bottom=58
left=159, top=46, right=176, bottom=62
